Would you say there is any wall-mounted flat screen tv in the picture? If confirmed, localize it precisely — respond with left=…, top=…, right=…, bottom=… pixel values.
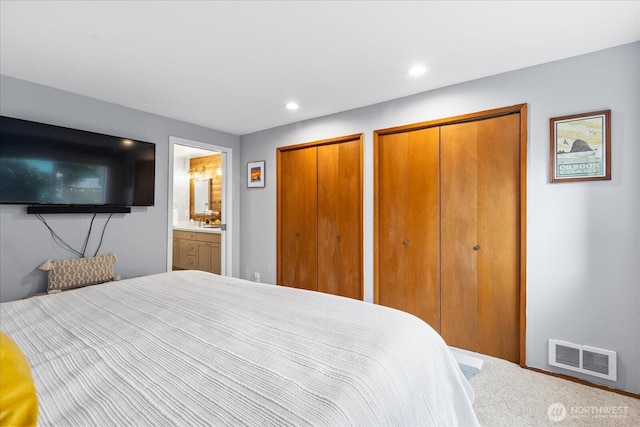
left=0, top=116, right=155, bottom=208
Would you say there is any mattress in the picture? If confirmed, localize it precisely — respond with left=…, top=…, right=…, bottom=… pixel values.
left=0, top=270, right=479, bottom=426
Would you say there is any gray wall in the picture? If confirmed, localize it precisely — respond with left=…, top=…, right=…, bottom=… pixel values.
left=239, top=42, right=640, bottom=393
left=0, top=75, right=241, bottom=302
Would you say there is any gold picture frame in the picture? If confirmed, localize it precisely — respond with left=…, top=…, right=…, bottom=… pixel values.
left=550, top=110, right=611, bottom=183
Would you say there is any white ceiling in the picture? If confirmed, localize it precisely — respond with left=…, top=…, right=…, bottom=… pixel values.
left=1, top=1, right=638, bottom=136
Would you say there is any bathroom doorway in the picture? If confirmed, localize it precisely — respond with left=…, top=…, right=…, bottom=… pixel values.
left=168, top=136, right=233, bottom=276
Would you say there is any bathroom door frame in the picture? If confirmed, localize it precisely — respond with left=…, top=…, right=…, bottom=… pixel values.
left=167, top=136, right=233, bottom=276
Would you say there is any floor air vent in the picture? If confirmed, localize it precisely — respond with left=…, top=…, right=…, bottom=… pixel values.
left=548, top=339, right=616, bottom=381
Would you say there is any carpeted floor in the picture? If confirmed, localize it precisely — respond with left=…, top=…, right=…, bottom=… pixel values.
left=466, top=351, right=640, bottom=426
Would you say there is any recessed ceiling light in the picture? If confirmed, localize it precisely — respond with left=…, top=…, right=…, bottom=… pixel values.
left=408, top=65, right=427, bottom=77
left=286, top=102, right=299, bottom=110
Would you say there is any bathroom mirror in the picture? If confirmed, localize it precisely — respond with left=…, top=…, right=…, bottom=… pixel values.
left=193, top=179, right=210, bottom=215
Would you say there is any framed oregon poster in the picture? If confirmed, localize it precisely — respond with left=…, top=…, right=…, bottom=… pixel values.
left=550, top=110, right=611, bottom=183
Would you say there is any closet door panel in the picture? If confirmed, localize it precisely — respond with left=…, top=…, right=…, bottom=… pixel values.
left=317, top=144, right=340, bottom=294
left=476, top=114, right=520, bottom=363
left=317, top=140, right=362, bottom=299
left=377, top=128, right=440, bottom=329
left=406, top=128, right=441, bottom=330
left=441, top=114, right=520, bottom=363
left=279, top=147, right=318, bottom=291
left=441, top=121, right=479, bottom=350
left=377, top=132, right=409, bottom=311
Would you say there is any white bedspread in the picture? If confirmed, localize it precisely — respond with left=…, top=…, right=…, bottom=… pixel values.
left=1, top=270, right=479, bottom=426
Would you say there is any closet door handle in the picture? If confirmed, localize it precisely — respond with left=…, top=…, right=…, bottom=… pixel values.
left=402, top=239, right=409, bottom=246
left=473, top=245, right=481, bottom=251
left=336, top=234, right=341, bottom=241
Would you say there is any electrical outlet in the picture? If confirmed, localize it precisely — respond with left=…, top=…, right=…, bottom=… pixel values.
left=253, top=272, right=261, bottom=283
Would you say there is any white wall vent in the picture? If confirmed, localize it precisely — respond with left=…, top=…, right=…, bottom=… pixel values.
left=548, top=339, right=616, bottom=381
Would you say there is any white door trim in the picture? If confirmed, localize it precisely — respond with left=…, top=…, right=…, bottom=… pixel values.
left=168, top=136, right=233, bottom=275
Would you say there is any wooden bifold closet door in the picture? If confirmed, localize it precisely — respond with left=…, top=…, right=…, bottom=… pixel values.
left=439, top=114, right=521, bottom=363
left=377, top=127, right=441, bottom=330
left=279, top=147, right=318, bottom=292
left=375, top=106, right=525, bottom=364
left=278, top=135, right=363, bottom=300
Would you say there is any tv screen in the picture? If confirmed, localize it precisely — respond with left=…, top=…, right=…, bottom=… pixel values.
left=0, top=116, right=155, bottom=207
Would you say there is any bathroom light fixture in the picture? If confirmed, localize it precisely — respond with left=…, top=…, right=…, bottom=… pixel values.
left=286, top=101, right=299, bottom=110
left=188, top=166, right=208, bottom=180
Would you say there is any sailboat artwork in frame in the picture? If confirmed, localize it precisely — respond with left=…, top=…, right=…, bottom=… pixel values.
left=550, top=110, right=611, bottom=183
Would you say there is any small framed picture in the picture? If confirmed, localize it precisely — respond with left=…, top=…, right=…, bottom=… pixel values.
left=550, top=110, right=611, bottom=183
left=247, top=160, right=265, bottom=188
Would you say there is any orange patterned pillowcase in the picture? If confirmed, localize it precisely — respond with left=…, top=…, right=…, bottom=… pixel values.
left=39, top=253, right=118, bottom=293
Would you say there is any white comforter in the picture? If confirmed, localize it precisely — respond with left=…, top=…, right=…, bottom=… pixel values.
left=1, top=270, right=478, bottom=426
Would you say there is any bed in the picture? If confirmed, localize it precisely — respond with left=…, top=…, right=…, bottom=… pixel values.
left=1, top=270, right=479, bottom=426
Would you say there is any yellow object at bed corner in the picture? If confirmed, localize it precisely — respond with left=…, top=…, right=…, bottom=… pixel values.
left=0, top=331, right=38, bottom=427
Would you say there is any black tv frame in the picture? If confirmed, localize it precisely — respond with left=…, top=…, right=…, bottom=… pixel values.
left=26, top=205, right=131, bottom=214
left=1, top=115, right=156, bottom=211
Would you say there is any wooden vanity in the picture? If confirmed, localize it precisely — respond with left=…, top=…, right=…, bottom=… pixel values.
left=172, top=228, right=221, bottom=274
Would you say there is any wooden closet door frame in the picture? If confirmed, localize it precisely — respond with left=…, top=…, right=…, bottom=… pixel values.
left=276, top=134, right=364, bottom=297
left=374, top=104, right=528, bottom=367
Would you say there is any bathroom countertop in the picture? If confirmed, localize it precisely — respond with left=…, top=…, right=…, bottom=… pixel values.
left=173, top=223, right=222, bottom=234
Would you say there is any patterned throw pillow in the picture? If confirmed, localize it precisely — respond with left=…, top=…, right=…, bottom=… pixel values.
left=39, top=253, right=118, bottom=293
